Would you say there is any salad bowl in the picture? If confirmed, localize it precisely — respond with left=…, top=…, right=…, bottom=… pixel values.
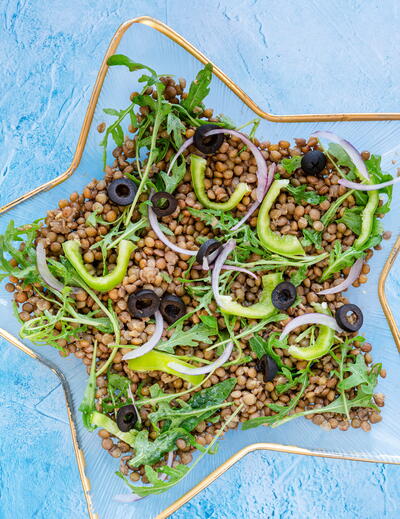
left=1, top=16, right=400, bottom=519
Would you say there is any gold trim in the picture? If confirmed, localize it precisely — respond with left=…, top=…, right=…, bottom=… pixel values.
left=1, top=15, right=400, bottom=519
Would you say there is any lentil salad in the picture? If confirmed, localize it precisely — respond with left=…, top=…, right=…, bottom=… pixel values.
left=2, top=56, right=395, bottom=498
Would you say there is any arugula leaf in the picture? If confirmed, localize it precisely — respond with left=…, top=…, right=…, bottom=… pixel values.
left=102, top=373, right=132, bottom=414
left=181, top=63, right=213, bottom=113
left=159, top=156, right=187, bottom=193
left=249, top=333, right=286, bottom=369
left=286, top=184, right=326, bottom=205
left=336, top=207, right=363, bottom=235
left=167, top=111, right=186, bottom=149
left=107, top=55, right=157, bottom=77
left=79, top=342, right=98, bottom=431
left=301, top=228, right=323, bottom=249
left=281, top=156, right=302, bottom=174
left=0, top=219, right=43, bottom=284
left=217, top=114, right=236, bottom=129
left=128, top=428, right=198, bottom=468
left=156, top=321, right=217, bottom=354
left=118, top=403, right=242, bottom=497
left=339, top=353, right=382, bottom=395
left=290, top=265, right=308, bottom=287
left=366, top=154, right=393, bottom=214
left=242, top=369, right=310, bottom=429
left=320, top=240, right=364, bottom=281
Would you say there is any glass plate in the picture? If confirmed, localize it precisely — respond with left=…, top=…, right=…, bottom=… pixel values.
left=1, top=16, right=399, bottom=519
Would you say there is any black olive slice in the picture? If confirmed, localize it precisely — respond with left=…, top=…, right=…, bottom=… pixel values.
left=116, top=405, right=138, bottom=432
left=271, top=282, right=297, bottom=310
left=193, top=124, right=224, bottom=155
left=160, top=293, right=186, bottom=324
left=128, top=289, right=160, bottom=318
left=335, top=304, right=363, bottom=332
left=256, top=354, right=278, bottom=382
left=107, top=177, right=138, bottom=206
left=301, top=150, right=327, bottom=176
left=196, top=239, right=222, bottom=266
left=151, top=191, right=178, bottom=217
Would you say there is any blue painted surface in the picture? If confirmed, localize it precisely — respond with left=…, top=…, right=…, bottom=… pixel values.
left=1, top=1, right=400, bottom=518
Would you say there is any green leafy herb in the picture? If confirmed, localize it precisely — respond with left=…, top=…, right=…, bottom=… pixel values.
left=320, top=240, right=365, bottom=281
left=366, top=154, right=393, bottom=214
left=156, top=321, right=218, bottom=354
left=166, top=111, right=186, bottom=149
left=301, top=228, right=323, bottom=249
left=102, top=373, right=131, bottom=414
left=181, top=63, right=213, bottom=113
left=79, top=342, right=98, bottom=431
left=281, top=156, right=302, bottom=174
left=290, top=265, right=308, bottom=287
left=159, top=157, right=187, bottom=194
left=249, top=333, right=286, bottom=369
left=286, top=184, right=326, bottom=205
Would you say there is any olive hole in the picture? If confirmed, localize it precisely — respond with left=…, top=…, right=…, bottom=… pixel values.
left=280, top=289, right=291, bottom=302
left=155, top=197, right=169, bottom=209
left=123, top=412, right=135, bottom=424
left=345, top=310, right=358, bottom=324
left=116, top=184, right=131, bottom=197
left=136, top=298, right=153, bottom=310
left=165, top=304, right=179, bottom=316
left=202, top=135, right=218, bottom=147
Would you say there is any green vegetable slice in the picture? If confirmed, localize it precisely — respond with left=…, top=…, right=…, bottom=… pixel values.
left=218, top=272, right=282, bottom=319
left=63, top=239, right=134, bottom=292
left=287, top=303, right=335, bottom=361
left=353, top=190, right=379, bottom=250
left=191, top=154, right=250, bottom=211
left=127, top=350, right=204, bottom=385
left=257, top=179, right=305, bottom=256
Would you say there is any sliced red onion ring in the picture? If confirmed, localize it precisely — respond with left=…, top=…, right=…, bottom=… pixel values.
left=231, top=163, right=276, bottom=232
left=317, top=257, right=364, bottom=295
left=279, top=312, right=342, bottom=340
left=148, top=205, right=197, bottom=257
left=193, top=263, right=258, bottom=280
left=312, top=130, right=370, bottom=182
left=168, top=341, right=234, bottom=375
left=166, top=137, right=193, bottom=176
left=36, top=241, right=65, bottom=292
left=122, top=311, right=164, bottom=361
left=338, top=177, right=400, bottom=191
left=211, top=239, right=237, bottom=309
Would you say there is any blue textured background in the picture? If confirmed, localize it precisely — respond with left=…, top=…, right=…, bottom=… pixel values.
left=1, top=1, right=400, bottom=518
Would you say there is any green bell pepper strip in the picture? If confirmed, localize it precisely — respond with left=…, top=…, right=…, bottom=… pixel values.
left=63, top=239, right=134, bottom=292
left=217, top=272, right=282, bottom=319
left=91, top=410, right=137, bottom=446
left=190, top=154, right=250, bottom=211
left=353, top=190, right=379, bottom=250
left=257, top=179, right=305, bottom=256
left=287, top=303, right=335, bottom=361
left=127, top=350, right=204, bottom=385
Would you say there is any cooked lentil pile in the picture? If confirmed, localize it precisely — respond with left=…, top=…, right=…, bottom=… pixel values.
left=2, top=57, right=393, bottom=497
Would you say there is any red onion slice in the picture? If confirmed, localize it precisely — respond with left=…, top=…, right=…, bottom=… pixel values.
left=311, top=130, right=370, bottom=182
left=168, top=341, right=233, bottom=375
left=36, top=241, right=65, bottom=292
left=122, top=311, right=164, bottom=361
left=166, top=137, right=193, bottom=176
left=193, top=263, right=258, bottom=280
left=148, top=205, right=197, bottom=257
left=231, top=163, right=276, bottom=231
left=211, top=239, right=237, bottom=309
left=338, top=177, right=400, bottom=191
left=279, top=312, right=342, bottom=340
left=318, top=257, right=364, bottom=295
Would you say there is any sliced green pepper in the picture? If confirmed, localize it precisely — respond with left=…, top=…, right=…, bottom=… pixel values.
left=91, top=410, right=137, bottom=446
left=127, top=350, right=204, bottom=385
left=190, top=154, right=250, bottom=211
left=257, top=179, right=305, bottom=256
left=353, top=190, right=379, bottom=250
left=287, top=303, right=335, bottom=361
left=218, top=272, right=282, bottom=319
left=63, top=239, right=134, bottom=292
